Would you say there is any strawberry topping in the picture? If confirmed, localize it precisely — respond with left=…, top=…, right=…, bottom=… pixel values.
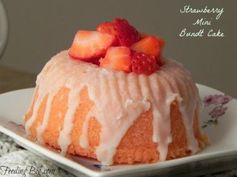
left=97, top=18, right=140, bottom=47
left=68, top=18, right=165, bottom=75
left=100, top=47, right=131, bottom=72
left=131, top=36, right=162, bottom=57
left=68, top=30, right=116, bottom=61
left=131, top=52, right=159, bottom=75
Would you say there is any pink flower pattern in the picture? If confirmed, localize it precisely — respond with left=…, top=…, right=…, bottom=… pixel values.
left=204, top=94, right=232, bottom=107
left=208, top=105, right=228, bottom=118
left=9, top=121, right=25, bottom=130
left=202, top=94, right=233, bottom=128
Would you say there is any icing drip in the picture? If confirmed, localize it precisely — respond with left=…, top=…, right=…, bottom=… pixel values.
left=58, top=88, right=81, bottom=154
left=36, top=94, right=53, bottom=143
left=25, top=50, right=200, bottom=165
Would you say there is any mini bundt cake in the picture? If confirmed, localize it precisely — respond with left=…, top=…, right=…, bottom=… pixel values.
left=24, top=18, right=207, bottom=165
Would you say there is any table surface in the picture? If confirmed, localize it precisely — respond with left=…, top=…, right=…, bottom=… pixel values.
left=0, top=65, right=237, bottom=177
left=0, top=65, right=36, bottom=94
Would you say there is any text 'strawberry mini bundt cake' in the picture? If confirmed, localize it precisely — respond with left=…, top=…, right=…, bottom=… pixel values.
left=24, top=18, right=207, bottom=165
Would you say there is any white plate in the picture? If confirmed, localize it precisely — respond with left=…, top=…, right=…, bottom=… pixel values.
left=0, top=84, right=236, bottom=177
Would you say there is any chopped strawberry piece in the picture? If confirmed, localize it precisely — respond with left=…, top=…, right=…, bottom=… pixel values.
left=96, top=22, right=116, bottom=37
left=131, top=36, right=164, bottom=57
left=138, top=34, right=165, bottom=48
left=68, top=30, right=116, bottom=62
left=131, top=52, right=159, bottom=75
left=100, top=46, right=131, bottom=72
left=97, top=18, right=140, bottom=47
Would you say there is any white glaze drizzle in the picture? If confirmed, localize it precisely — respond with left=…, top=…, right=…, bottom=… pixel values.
left=58, top=87, right=81, bottom=154
left=36, top=94, right=53, bottom=143
left=25, top=50, right=200, bottom=165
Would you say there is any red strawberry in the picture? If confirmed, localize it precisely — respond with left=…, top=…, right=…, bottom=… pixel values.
left=68, top=30, right=116, bottom=61
left=97, top=18, right=140, bottom=47
left=131, top=52, right=159, bottom=75
left=96, top=22, right=116, bottom=37
left=131, top=36, right=165, bottom=57
left=100, top=46, right=131, bottom=72
left=138, top=34, right=165, bottom=48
